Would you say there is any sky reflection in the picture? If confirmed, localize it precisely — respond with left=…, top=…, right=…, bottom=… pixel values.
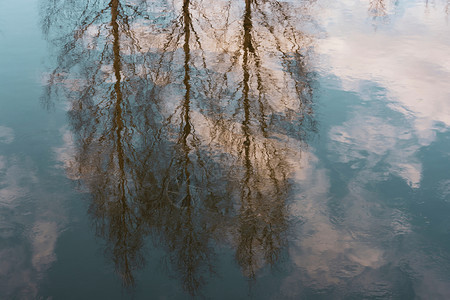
left=281, top=0, right=450, bottom=297
left=317, top=0, right=450, bottom=139
left=40, top=0, right=316, bottom=295
left=0, top=0, right=449, bottom=298
left=0, top=126, right=65, bottom=299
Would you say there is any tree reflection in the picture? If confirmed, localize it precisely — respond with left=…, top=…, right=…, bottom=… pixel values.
left=136, top=0, right=233, bottom=293
left=204, top=0, right=316, bottom=277
left=41, top=0, right=315, bottom=295
left=41, top=0, right=159, bottom=286
left=369, top=0, right=388, bottom=18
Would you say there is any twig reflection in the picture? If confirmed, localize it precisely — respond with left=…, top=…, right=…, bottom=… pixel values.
left=41, top=0, right=316, bottom=295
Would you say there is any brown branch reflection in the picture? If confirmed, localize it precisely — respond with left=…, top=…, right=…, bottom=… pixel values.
left=41, top=0, right=157, bottom=286
left=207, top=0, right=315, bottom=278
left=369, top=0, right=388, bottom=18
left=41, top=0, right=316, bottom=295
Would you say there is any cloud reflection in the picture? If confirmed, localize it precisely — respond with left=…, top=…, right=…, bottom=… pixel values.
left=40, top=0, right=316, bottom=295
left=0, top=126, right=14, bottom=144
left=0, top=126, right=66, bottom=299
left=317, top=0, right=450, bottom=143
left=284, top=0, right=450, bottom=297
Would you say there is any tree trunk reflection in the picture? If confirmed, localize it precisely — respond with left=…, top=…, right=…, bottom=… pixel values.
left=40, top=0, right=316, bottom=295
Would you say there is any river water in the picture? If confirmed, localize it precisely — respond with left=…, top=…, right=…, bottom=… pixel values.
left=1, top=0, right=450, bottom=298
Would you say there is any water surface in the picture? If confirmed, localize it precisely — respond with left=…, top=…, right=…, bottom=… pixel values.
left=1, top=0, right=450, bottom=298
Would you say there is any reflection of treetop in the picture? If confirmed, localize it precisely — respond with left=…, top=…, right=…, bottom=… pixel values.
left=41, top=0, right=316, bottom=296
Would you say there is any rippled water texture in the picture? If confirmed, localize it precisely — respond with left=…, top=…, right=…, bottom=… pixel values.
left=1, top=0, right=450, bottom=298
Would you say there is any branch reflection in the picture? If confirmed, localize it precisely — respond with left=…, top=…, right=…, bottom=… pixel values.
left=41, top=0, right=316, bottom=295
left=369, top=0, right=388, bottom=18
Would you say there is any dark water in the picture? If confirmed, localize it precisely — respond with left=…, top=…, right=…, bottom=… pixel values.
left=1, top=0, right=450, bottom=298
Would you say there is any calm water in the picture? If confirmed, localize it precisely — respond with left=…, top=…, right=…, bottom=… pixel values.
left=1, top=0, right=450, bottom=298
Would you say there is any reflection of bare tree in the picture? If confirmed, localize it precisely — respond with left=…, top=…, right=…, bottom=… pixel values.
left=136, top=0, right=233, bottom=294
left=41, top=0, right=316, bottom=296
left=367, top=0, right=392, bottom=31
left=368, top=1, right=450, bottom=25
left=369, top=0, right=450, bottom=20
left=41, top=0, right=158, bottom=286
left=369, top=0, right=388, bottom=18
left=206, top=0, right=315, bottom=277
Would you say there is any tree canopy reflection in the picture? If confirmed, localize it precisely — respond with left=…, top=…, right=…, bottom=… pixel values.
left=41, top=0, right=316, bottom=295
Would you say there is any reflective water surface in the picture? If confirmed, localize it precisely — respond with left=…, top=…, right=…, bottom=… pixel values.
left=1, top=0, right=450, bottom=298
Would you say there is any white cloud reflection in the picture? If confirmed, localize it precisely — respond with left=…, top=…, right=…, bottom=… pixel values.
left=0, top=126, right=14, bottom=144
left=329, top=113, right=422, bottom=188
left=317, top=0, right=450, bottom=143
left=53, top=127, right=79, bottom=181
left=282, top=0, right=450, bottom=297
left=0, top=125, right=66, bottom=299
left=286, top=153, right=387, bottom=292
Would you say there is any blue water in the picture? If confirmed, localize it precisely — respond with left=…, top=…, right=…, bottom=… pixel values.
left=1, top=0, right=450, bottom=298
